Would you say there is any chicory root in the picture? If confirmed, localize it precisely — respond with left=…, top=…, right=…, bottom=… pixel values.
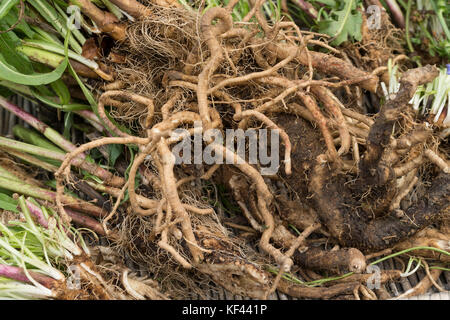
left=277, top=280, right=361, bottom=299
left=293, top=248, right=367, bottom=274
left=394, top=268, right=442, bottom=299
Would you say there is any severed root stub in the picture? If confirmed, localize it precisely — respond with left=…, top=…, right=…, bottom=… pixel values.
left=277, top=280, right=361, bottom=300
left=293, top=248, right=367, bottom=274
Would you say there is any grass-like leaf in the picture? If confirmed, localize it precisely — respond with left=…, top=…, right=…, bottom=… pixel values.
left=0, top=0, right=19, bottom=20
left=0, top=26, right=71, bottom=86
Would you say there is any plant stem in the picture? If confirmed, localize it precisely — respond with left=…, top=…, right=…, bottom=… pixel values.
left=16, top=45, right=66, bottom=69
left=13, top=125, right=63, bottom=153
left=0, top=147, right=59, bottom=172
left=405, top=0, right=414, bottom=52
left=0, top=80, right=90, bottom=112
left=0, top=136, right=65, bottom=161
left=0, top=97, right=124, bottom=186
left=0, top=175, right=59, bottom=201
left=0, top=165, right=25, bottom=183
left=385, top=0, right=405, bottom=28
left=21, top=40, right=99, bottom=70
left=430, top=0, right=450, bottom=40
left=293, top=0, right=318, bottom=20
left=0, top=176, right=106, bottom=217
left=65, top=208, right=106, bottom=235
left=0, top=96, right=75, bottom=152
left=24, top=200, right=49, bottom=229
left=74, top=110, right=108, bottom=133
left=0, top=264, right=58, bottom=289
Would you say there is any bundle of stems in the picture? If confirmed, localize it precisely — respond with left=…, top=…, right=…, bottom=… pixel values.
left=0, top=157, right=107, bottom=231
left=0, top=168, right=166, bottom=299
left=0, top=193, right=90, bottom=299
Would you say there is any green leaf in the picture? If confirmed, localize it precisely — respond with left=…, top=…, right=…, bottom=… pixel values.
left=32, top=62, right=71, bottom=105
left=3, top=6, right=35, bottom=38
left=82, top=171, right=104, bottom=184
left=52, top=1, right=86, bottom=46
left=30, top=26, right=61, bottom=46
left=34, top=83, right=54, bottom=97
left=0, top=25, right=33, bottom=74
left=0, top=199, right=18, bottom=212
left=0, top=50, right=67, bottom=85
left=50, top=78, right=71, bottom=105
left=0, top=192, right=18, bottom=212
left=63, top=112, right=73, bottom=140
left=314, top=0, right=336, bottom=6
left=0, top=26, right=70, bottom=86
left=30, top=89, right=90, bottom=111
left=0, top=79, right=88, bottom=110
left=0, top=193, right=17, bottom=204
left=68, top=64, right=98, bottom=111
left=27, top=0, right=82, bottom=53
left=0, top=0, right=19, bottom=20
left=107, top=144, right=123, bottom=167
left=0, top=8, right=34, bottom=40
left=30, top=87, right=89, bottom=111
left=318, top=0, right=362, bottom=45
left=53, top=0, right=70, bottom=9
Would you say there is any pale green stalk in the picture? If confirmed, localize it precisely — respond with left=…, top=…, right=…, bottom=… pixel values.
left=20, top=40, right=99, bottom=70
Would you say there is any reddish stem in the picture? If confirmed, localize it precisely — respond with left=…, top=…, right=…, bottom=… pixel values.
left=24, top=200, right=49, bottom=229
left=0, top=96, right=75, bottom=152
left=0, top=97, right=124, bottom=187
left=65, top=208, right=106, bottom=236
left=0, top=264, right=58, bottom=289
left=384, top=0, right=405, bottom=28
left=293, top=0, right=318, bottom=20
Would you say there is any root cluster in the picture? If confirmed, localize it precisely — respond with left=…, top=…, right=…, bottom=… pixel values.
left=52, top=1, right=449, bottom=299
